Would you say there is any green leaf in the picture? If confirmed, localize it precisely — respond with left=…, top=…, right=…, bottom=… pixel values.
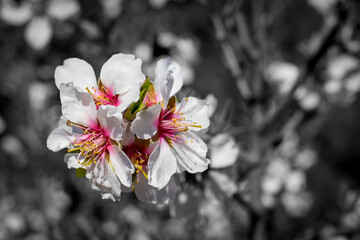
left=76, top=168, right=86, bottom=177
left=124, top=77, right=151, bottom=121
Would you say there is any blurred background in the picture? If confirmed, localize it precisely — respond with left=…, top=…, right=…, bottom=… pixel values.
left=1, top=0, right=360, bottom=239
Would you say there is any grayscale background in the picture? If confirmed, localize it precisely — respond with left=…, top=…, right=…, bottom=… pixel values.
left=1, top=0, right=360, bottom=239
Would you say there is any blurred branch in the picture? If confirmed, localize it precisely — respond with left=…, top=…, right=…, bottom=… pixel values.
left=211, top=14, right=253, bottom=101
left=260, top=11, right=345, bottom=138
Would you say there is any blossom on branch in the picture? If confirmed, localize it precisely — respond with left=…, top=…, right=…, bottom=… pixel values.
left=47, top=55, right=210, bottom=203
left=47, top=83, right=134, bottom=201
left=131, top=58, right=210, bottom=190
left=55, top=53, right=145, bottom=112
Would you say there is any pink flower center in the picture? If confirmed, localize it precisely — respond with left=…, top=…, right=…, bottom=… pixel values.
left=86, top=85, right=120, bottom=109
left=157, top=99, right=202, bottom=146
left=67, top=121, right=111, bottom=166
left=123, top=143, right=150, bottom=185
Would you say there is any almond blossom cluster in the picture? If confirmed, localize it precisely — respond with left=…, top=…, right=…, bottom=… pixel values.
left=47, top=53, right=210, bottom=204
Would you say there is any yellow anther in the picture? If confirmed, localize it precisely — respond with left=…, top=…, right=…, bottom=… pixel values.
left=191, top=140, right=193, bottom=143
left=186, top=98, right=188, bottom=101
left=185, top=141, right=188, bottom=143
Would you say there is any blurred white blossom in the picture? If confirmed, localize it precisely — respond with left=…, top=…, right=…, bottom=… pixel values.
left=210, top=133, right=240, bottom=168
left=79, top=20, right=101, bottom=40
left=325, top=79, right=342, bottom=94
left=295, top=87, right=321, bottom=111
left=99, top=0, right=123, bottom=19
left=262, top=158, right=290, bottom=194
left=42, top=179, right=71, bottom=224
left=1, top=134, right=23, bottom=156
left=281, top=192, right=313, bottom=217
left=24, top=16, right=53, bottom=51
left=102, top=221, right=118, bottom=236
left=307, top=0, right=336, bottom=14
left=208, top=170, right=237, bottom=197
left=199, top=200, right=232, bottom=239
left=279, top=132, right=299, bottom=159
left=47, top=0, right=80, bottom=21
left=3, top=212, right=25, bottom=234
left=149, top=0, right=169, bottom=9
left=157, top=32, right=176, bottom=48
left=327, top=55, right=359, bottom=82
left=266, top=61, right=300, bottom=94
left=294, top=148, right=317, bottom=170
left=134, top=42, right=153, bottom=63
left=1, top=0, right=80, bottom=50
left=0, top=0, right=32, bottom=26
left=344, top=72, right=360, bottom=94
left=28, top=82, right=52, bottom=111
left=261, top=193, right=276, bottom=208
left=174, top=38, right=199, bottom=64
left=284, top=170, right=306, bottom=193
left=205, top=93, right=218, bottom=118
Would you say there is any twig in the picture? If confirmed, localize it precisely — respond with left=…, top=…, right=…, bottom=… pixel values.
left=260, top=18, right=343, bottom=137
left=211, top=14, right=253, bottom=101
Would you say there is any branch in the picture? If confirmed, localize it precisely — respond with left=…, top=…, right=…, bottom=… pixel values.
left=260, top=18, right=343, bottom=138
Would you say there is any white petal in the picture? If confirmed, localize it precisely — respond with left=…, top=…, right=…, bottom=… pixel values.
left=134, top=174, right=177, bottom=204
left=172, top=131, right=210, bottom=173
left=100, top=53, right=145, bottom=110
left=25, top=16, right=52, bottom=50
left=104, top=161, right=122, bottom=201
left=47, top=0, right=80, bottom=21
left=116, top=87, right=141, bottom=112
left=59, top=83, right=97, bottom=126
left=64, top=153, right=83, bottom=169
left=108, top=146, right=135, bottom=187
left=47, top=116, right=76, bottom=151
left=47, top=126, right=75, bottom=152
left=59, top=116, right=74, bottom=134
left=86, top=161, right=107, bottom=186
left=148, top=139, right=177, bottom=189
left=130, top=105, right=161, bottom=139
left=0, top=0, right=32, bottom=26
left=154, top=58, right=183, bottom=106
left=121, top=120, right=135, bottom=147
left=178, top=97, right=210, bottom=131
left=55, top=58, right=97, bottom=92
left=209, top=133, right=240, bottom=169
left=86, top=160, right=121, bottom=201
left=97, top=105, right=124, bottom=141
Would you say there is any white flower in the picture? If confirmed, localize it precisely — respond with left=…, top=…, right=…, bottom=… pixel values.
left=47, top=83, right=134, bottom=201
left=131, top=58, right=210, bottom=189
left=54, top=53, right=146, bottom=112
left=121, top=121, right=177, bottom=204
